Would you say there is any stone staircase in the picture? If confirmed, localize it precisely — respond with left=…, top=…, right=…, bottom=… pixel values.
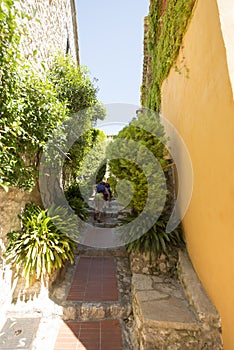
left=50, top=248, right=136, bottom=349
left=82, top=197, right=223, bottom=349
left=86, top=197, right=123, bottom=228
left=49, top=198, right=138, bottom=349
left=0, top=197, right=224, bottom=349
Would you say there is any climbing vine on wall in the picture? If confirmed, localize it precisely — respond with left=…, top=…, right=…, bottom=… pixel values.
left=141, top=0, right=196, bottom=111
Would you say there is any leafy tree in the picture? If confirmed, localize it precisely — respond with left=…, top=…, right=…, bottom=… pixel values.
left=0, top=3, right=104, bottom=191
left=48, top=55, right=100, bottom=114
left=107, top=109, right=182, bottom=259
left=74, top=129, right=107, bottom=199
left=78, top=129, right=107, bottom=182
left=48, top=55, right=106, bottom=187
left=108, top=110, right=168, bottom=215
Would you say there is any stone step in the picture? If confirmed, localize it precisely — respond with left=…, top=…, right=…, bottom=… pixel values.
left=131, top=250, right=223, bottom=350
left=61, top=301, right=131, bottom=322
left=88, top=208, right=119, bottom=217
left=51, top=256, right=132, bottom=322
left=76, top=244, right=127, bottom=257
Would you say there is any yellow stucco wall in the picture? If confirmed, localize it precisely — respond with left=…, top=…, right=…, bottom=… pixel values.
left=161, top=0, right=234, bottom=349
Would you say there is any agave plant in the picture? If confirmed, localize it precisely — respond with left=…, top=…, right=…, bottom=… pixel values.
left=5, top=203, right=77, bottom=287
left=123, top=213, right=183, bottom=263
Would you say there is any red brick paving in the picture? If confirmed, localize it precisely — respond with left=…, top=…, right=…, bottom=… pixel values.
left=53, top=320, right=123, bottom=350
left=66, top=257, right=119, bottom=302
left=59, top=251, right=122, bottom=348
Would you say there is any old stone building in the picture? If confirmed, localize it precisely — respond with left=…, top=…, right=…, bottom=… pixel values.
left=18, top=0, right=79, bottom=68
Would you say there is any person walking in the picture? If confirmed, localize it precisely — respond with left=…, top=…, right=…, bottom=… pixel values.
left=94, top=181, right=108, bottom=222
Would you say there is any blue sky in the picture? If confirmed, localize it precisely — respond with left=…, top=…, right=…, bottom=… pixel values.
left=75, top=0, right=149, bottom=107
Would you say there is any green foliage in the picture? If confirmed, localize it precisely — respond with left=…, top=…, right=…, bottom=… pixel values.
left=0, top=3, right=67, bottom=190
left=0, top=4, right=103, bottom=191
left=0, top=0, right=21, bottom=67
left=77, top=129, right=107, bottom=198
left=5, top=203, right=76, bottom=287
left=123, top=214, right=182, bottom=263
left=96, top=161, right=107, bottom=184
left=142, top=0, right=195, bottom=111
left=78, top=129, right=107, bottom=181
left=107, top=110, right=183, bottom=259
left=62, top=128, right=106, bottom=187
left=65, top=183, right=89, bottom=221
left=0, top=68, right=67, bottom=190
left=48, top=55, right=104, bottom=116
left=48, top=56, right=106, bottom=187
left=108, top=110, right=168, bottom=215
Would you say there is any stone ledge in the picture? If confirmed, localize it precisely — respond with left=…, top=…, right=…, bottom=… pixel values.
left=131, top=249, right=223, bottom=349
left=177, top=250, right=221, bottom=326
left=132, top=273, right=198, bottom=328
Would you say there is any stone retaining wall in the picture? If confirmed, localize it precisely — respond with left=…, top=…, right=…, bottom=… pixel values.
left=129, top=250, right=178, bottom=276
left=131, top=249, right=223, bottom=349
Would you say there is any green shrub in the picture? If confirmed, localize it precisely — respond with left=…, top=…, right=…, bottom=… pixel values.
left=107, top=110, right=168, bottom=215
left=123, top=214, right=182, bottom=263
left=0, top=3, right=103, bottom=190
left=65, top=183, right=89, bottom=221
left=5, top=203, right=76, bottom=287
left=107, top=109, right=183, bottom=260
left=48, top=55, right=100, bottom=113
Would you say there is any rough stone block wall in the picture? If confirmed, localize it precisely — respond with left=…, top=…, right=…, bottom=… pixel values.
left=0, top=187, right=42, bottom=314
left=18, top=0, right=79, bottom=69
left=0, top=187, right=41, bottom=240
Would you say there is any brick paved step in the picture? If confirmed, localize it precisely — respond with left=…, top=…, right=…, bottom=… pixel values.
left=51, top=256, right=132, bottom=322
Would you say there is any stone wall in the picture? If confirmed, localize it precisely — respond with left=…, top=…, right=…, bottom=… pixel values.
left=0, top=187, right=42, bottom=241
left=0, top=187, right=42, bottom=317
left=18, top=0, right=79, bottom=68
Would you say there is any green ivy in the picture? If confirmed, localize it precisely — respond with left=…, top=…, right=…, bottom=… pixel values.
left=142, top=0, right=195, bottom=111
left=65, top=183, right=89, bottom=221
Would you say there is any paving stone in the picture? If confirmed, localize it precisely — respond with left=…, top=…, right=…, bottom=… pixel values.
left=132, top=273, right=154, bottom=290
left=0, top=318, right=40, bottom=350
left=140, top=296, right=197, bottom=325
